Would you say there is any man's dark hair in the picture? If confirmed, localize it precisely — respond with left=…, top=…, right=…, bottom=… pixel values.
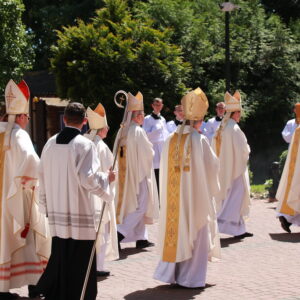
left=64, top=102, right=86, bottom=125
left=152, top=97, right=163, bottom=104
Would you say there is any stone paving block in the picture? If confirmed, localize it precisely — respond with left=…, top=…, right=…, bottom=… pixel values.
left=11, top=198, right=300, bottom=299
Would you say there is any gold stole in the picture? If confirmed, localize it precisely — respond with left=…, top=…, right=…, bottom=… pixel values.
left=0, top=133, right=6, bottom=251
left=162, top=133, right=188, bottom=262
left=280, top=127, right=300, bottom=215
left=214, top=129, right=221, bottom=157
left=116, top=146, right=126, bottom=224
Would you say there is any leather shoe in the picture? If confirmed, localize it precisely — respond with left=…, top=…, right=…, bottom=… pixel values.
left=0, top=292, right=20, bottom=299
left=96, top=270, right=110, bottom=277
left=136, top=240, right=155, bottom=249
left=279, top=216, right=292, bottom=233
left=234, top=232, right=254, bottom=239
left=117, top=232, right=124, bottom=251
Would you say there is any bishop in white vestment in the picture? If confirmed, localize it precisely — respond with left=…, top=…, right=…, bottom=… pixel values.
left=154, top=88, right=221, bottom=288
left=212, top=91, right=252, bottom=238
left=276, top=103, right=300, bottom=232
left=0, top=80, right=50, bottom=300
left=114, top=92, right=159, bottom=250
left=85, top=103, right=119, bottom=276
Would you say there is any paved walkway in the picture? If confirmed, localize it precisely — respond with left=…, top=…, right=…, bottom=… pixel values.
left=13, top=198, right=300, bottom=299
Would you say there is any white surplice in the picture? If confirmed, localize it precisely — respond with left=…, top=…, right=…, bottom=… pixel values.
left=0, top=122, right=51, bottom=292
left=143, top=114, right=169, bottom=169
left=282, top=118, right=297, bottom=143
left=89, top=136, right=119, bottom=270
left=114, top=122, right=159, bottom=242
left=39, top=134, right=112, bottom=241
left=212, top=118, right=251, bottom=236
left=203, top=116, right=222, bottom=144
left=154, top=126, right=221, bottom=288
left=166, top=120, right=177, bottom=134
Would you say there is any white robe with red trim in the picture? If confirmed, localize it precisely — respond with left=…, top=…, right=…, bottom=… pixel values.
left=0, top=122, right=51, bottom=292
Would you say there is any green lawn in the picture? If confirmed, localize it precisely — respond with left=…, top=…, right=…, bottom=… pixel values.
left=250, top=184, right=266, bottom=194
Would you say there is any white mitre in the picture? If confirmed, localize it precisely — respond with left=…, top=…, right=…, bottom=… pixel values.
left=5, top=79, right=30, bottom=115
left=3, top=79, right=30, bottom=149
left=224, top=90, right=242, bottom=112
left=87, top=103, right=108, bottom=130
left=127, top=91, right=144, bottom=112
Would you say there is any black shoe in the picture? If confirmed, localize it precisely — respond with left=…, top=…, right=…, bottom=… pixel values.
left=28, top=284, right=41, bottom=298
left=279, top=216, right=292, bottom=233
left=96, top=270, right=110, bottom=277
left=234, top=232, right=254, bottom=239
left=0, top=292, right=20, bottom=299
left=136, top=240, right=155, bottom=249
left=117, top=232, right=124, bottom=251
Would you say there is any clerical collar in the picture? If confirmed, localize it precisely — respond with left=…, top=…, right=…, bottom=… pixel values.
left=56, top=127, right=81, bottom=144
left=215, top=116, right=223, bottom=122
left=174, top=119, right=183, bottom=126
left=151, top=112, right=161, bottom=120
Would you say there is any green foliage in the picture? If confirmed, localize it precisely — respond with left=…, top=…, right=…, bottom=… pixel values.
left=0, top=0, right=34, bottom=92
left=50, top=0, right=190, bottom=142
left=264, top=179, right=273, bottom=191
left=134, top=0, right=300, bottom=182
left=279, top=149, right=288, bottom=173
left=23, top=0, right=104, bottom=69
left=251, top=184, right=266, bottom=194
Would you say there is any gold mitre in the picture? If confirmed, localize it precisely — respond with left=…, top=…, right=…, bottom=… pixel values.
left=86, top=103, right=108, bottom=130
left=181, top=87, right=209, bottom=120
left=5, top=79, right=30, bottom=115
left=224, top=90, right=242, bottom=112
left=127, top=91, right=144, bottom=112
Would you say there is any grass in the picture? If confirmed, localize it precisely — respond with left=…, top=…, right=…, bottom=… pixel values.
left=250, top=184, right=266, bottom=194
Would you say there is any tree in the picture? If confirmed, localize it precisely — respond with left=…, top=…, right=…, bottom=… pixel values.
left=50, top=0, right=190, bottom=142
left=23, top=0, right=104, bottom=70
left=134, top=0, right=300, bottom=182
left=0, top=0, right=34, bottom=92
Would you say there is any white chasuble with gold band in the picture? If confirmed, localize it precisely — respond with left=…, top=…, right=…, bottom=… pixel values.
left=212, top=119, right=251, bottom=217
left=113, top=122, right=159, bottom=226
left=277, top=126, right=300, bottom=215
left=158, top=125, right=221, bottom=263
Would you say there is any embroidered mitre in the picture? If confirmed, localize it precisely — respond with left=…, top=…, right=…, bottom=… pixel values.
left=181, top=87, right=209, bottom=120
left=127, top=92, right=144, bottom=112
left=224, top=90, right=242, bottom=112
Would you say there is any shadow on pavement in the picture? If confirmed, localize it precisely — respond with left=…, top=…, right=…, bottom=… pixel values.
left=124, top=283, right=215, bottom=300
left=220, top=237, right=242, bottom=248
left=269, top=232, right=300, bottom=243
left=118, top=247, right=148, bottom=260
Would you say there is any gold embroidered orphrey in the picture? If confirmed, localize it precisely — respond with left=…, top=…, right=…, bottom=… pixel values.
left=116, top=146, right=126, bottom=224
left=280, top=127, right=300, bottom=215
left=163, top=133, right=189, bottom=262
left=0, top=133, right=6, bottom=256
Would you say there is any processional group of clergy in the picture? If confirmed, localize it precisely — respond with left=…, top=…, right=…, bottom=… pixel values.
left=0, top=79, right=299, bottom=300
